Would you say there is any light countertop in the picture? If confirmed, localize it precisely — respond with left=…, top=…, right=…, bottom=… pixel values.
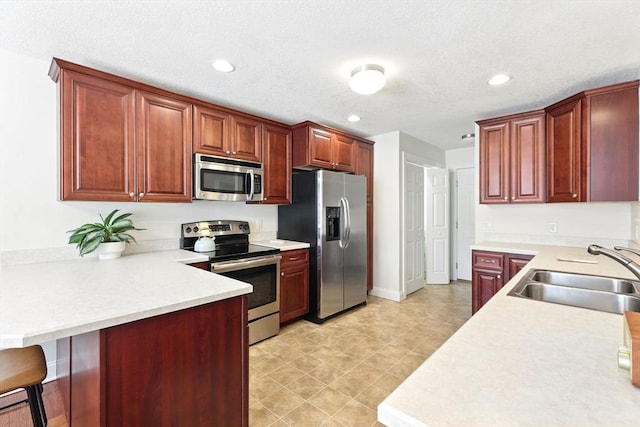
left=0, top=250, right=252, bottom=348
left=253, top=239, right=310, bottom=251
left=378, top=242, right=640, bottom=426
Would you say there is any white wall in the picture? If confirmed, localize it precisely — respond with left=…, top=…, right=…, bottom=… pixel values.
left=0, top=49, right=278, bottom=380
left=370, top=131, right=445, bottom=301
left=445, top=147, right=475, bottom=278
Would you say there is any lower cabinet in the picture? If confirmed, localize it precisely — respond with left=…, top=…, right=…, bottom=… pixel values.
left=279, top=249, right=310, bottom=323
left=472, top=250, right=533, bottom=314
left=56, top=297, right=248, bottom=426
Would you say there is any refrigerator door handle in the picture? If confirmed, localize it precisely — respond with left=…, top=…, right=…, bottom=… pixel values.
left=340, top=196, right=351, bottom=248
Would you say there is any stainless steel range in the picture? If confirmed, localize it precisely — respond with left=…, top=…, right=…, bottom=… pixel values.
left=180, top=220, right=281, bottom=344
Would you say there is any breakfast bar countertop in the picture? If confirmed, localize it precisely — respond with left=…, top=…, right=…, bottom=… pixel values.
left=378, top=242, right=640, bottom=426
left=0, top=249, right=252, bottom=348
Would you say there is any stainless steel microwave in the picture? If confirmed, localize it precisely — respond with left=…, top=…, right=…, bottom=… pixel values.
left=193, top=154, right=263, bottom=202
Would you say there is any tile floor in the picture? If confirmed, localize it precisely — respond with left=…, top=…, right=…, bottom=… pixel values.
left=249, top=281, right=472, bottom=426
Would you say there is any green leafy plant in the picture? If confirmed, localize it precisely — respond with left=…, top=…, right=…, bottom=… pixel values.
left=67, top=209, right=145, bottom=256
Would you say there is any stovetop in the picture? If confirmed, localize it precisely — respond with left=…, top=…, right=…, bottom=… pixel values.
left=180, top=220, right=279, bottom=262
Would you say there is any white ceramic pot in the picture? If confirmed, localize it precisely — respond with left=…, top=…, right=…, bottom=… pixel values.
left=96, top=241, right=126, bottom=260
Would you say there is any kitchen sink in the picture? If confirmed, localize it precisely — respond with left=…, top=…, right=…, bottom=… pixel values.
left=508, top=269, right=640, bottom=314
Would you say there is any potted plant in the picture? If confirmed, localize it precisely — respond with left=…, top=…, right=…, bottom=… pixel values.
left=67, top=209, right=144, bottom=260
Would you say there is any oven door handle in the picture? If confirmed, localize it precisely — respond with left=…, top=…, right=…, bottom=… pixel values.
left=211, top=254, right=281, bottom=273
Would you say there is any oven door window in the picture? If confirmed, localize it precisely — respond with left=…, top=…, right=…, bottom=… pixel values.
left=220, top=264, right=277, bottom=310
left=201, top=169, right=249, bottom=194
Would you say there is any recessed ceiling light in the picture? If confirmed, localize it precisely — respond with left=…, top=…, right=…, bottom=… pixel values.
left=488, top=74, right=511, bottom=86
left=211, top=59, right=235, bottom=73
left=347, top=114, right=361, bottom=122
left=349, top=64, right=386, bottom=95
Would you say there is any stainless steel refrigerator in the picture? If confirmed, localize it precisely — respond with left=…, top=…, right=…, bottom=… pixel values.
left=278, top=170, right=367, bottom=323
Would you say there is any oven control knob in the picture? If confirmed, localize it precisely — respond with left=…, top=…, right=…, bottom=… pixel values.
left=185, top=227, right=192, bottom=233
left=193, top=226, right=199, bottom=232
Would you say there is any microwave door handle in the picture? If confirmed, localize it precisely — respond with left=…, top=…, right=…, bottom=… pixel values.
left=247, top=170, right=255, bottom=201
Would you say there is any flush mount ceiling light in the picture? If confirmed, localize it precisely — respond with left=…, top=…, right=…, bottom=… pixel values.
left=488, top=74, right=511, bottom=86
left=349, top=64, right=386, bottom=95
left=461, top=133, right=475, bottom=143
left=347, top=114, right=361, bottom=122
left=211, top=59, right=235, bottom=73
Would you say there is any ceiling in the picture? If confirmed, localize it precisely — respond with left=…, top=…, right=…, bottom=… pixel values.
left=1, top=0, right=639, bottom=150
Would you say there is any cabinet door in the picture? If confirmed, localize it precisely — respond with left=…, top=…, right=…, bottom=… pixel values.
left=136, top=91, right=192, bottom=202
left=193, top=104, right=230, bottom=156
left=355, top=141, right=374, bottom=203
left=280, top=264, right=310, bottom=323
left=472, top=269, right=504, bottom=314
left=230, top=115, right=262, bottom=162
left=308, top=127, right=334, bottom=169
left=59, top=70, right=136, bottom=201
left=510, top=113, right=545, bottom=203
left=479, top=121, right=510, bottom=203
left=587, top=85, right=639, bottom=202
left=333, top=134, right=355, bottom=172
left=546, top=99, right=582, bottom=202
left=260, top=124, right=291, bottom=204
left=507, top=255, right=532, bottom=281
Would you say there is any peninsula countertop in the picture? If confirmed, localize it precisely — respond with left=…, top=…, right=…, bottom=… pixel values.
left=378, top=242, right=640, bottom=426
left=0, top=249, right=252, bottom=348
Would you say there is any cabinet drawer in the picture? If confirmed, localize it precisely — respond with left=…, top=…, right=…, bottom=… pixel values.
left=280, top=249, right=309, bottom=267
left=472, top=251, right=504, bottom=271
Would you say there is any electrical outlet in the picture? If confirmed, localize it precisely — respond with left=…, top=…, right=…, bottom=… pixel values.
left=548, top=222, right=558, bottom=233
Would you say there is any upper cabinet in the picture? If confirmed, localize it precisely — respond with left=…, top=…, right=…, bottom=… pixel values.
left=478, top=111, right=546, bottom=204
left=50, top=60, right=192, bottom=202
left=355, top=141, right=374, bottom=203
left=292, top=122, right=356, bottom=172
left=255, top=123, right=292, bottom=205
left=478, top=80, right=639, bottom=205
left=49, top=58, right=293, bottom=205
left=193, top=104, right=262, bottom=163
left=546, top=81, right=639, bottom=202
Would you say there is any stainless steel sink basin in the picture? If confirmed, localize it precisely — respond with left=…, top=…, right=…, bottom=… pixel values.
left=528, top=270, right=640, bottom=294
left=508, top=269, right=640, bottom=314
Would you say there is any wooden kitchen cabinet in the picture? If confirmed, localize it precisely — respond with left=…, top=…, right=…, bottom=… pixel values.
left=193, top=104, right=262, bottom=162
left=472, top=250, right=533, bottom=313
left=57, top=296, right=249, bottom=426
left=546, top=80, right=639, bottom=202
left=291, top=122, right=356, bottom=172
left=477, top=110, right=546, bottom=204
left=255, top=123, right=292, bottom=204
left=279, top=249, right=310, bottom=323
left=136, top=91, right=192, bottom=202
left=50, top=58, right=192, bottom=202
left=355, top=140, right=375, bottom=290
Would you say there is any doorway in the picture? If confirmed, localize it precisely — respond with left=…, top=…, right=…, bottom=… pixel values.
left=402, top=155, right=450, bottom=298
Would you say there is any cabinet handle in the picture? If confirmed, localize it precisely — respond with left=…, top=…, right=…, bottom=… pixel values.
left=281, top=272, right=284, bottom=276
left=497, top=275, right=501, bottom=279
left=511, top=196, right=515, bottom=200
left=572, top=193, right=577, bottom=198
left=226, top=150, right=231, bottom=154
left=232, top=151, right=236, bottom=155
left=129, top=192, right=135, bottom=198
left=139, top=192, right=145, bottom=198
left=288, top=257, right=299, bottom=261
left=504, top=196, right=508, bottom=200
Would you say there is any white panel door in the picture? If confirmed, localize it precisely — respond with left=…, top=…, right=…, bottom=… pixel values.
left=404, top=162, right=425, bottom=295
left=456, top=168, right=475, bottom=281
left=426, top=168, right=450, bottom=284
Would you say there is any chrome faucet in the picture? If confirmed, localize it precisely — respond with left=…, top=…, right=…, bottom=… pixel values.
left=587, top=244, right=640, bottom=280
left=613, top=246, right=640, bottom=258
